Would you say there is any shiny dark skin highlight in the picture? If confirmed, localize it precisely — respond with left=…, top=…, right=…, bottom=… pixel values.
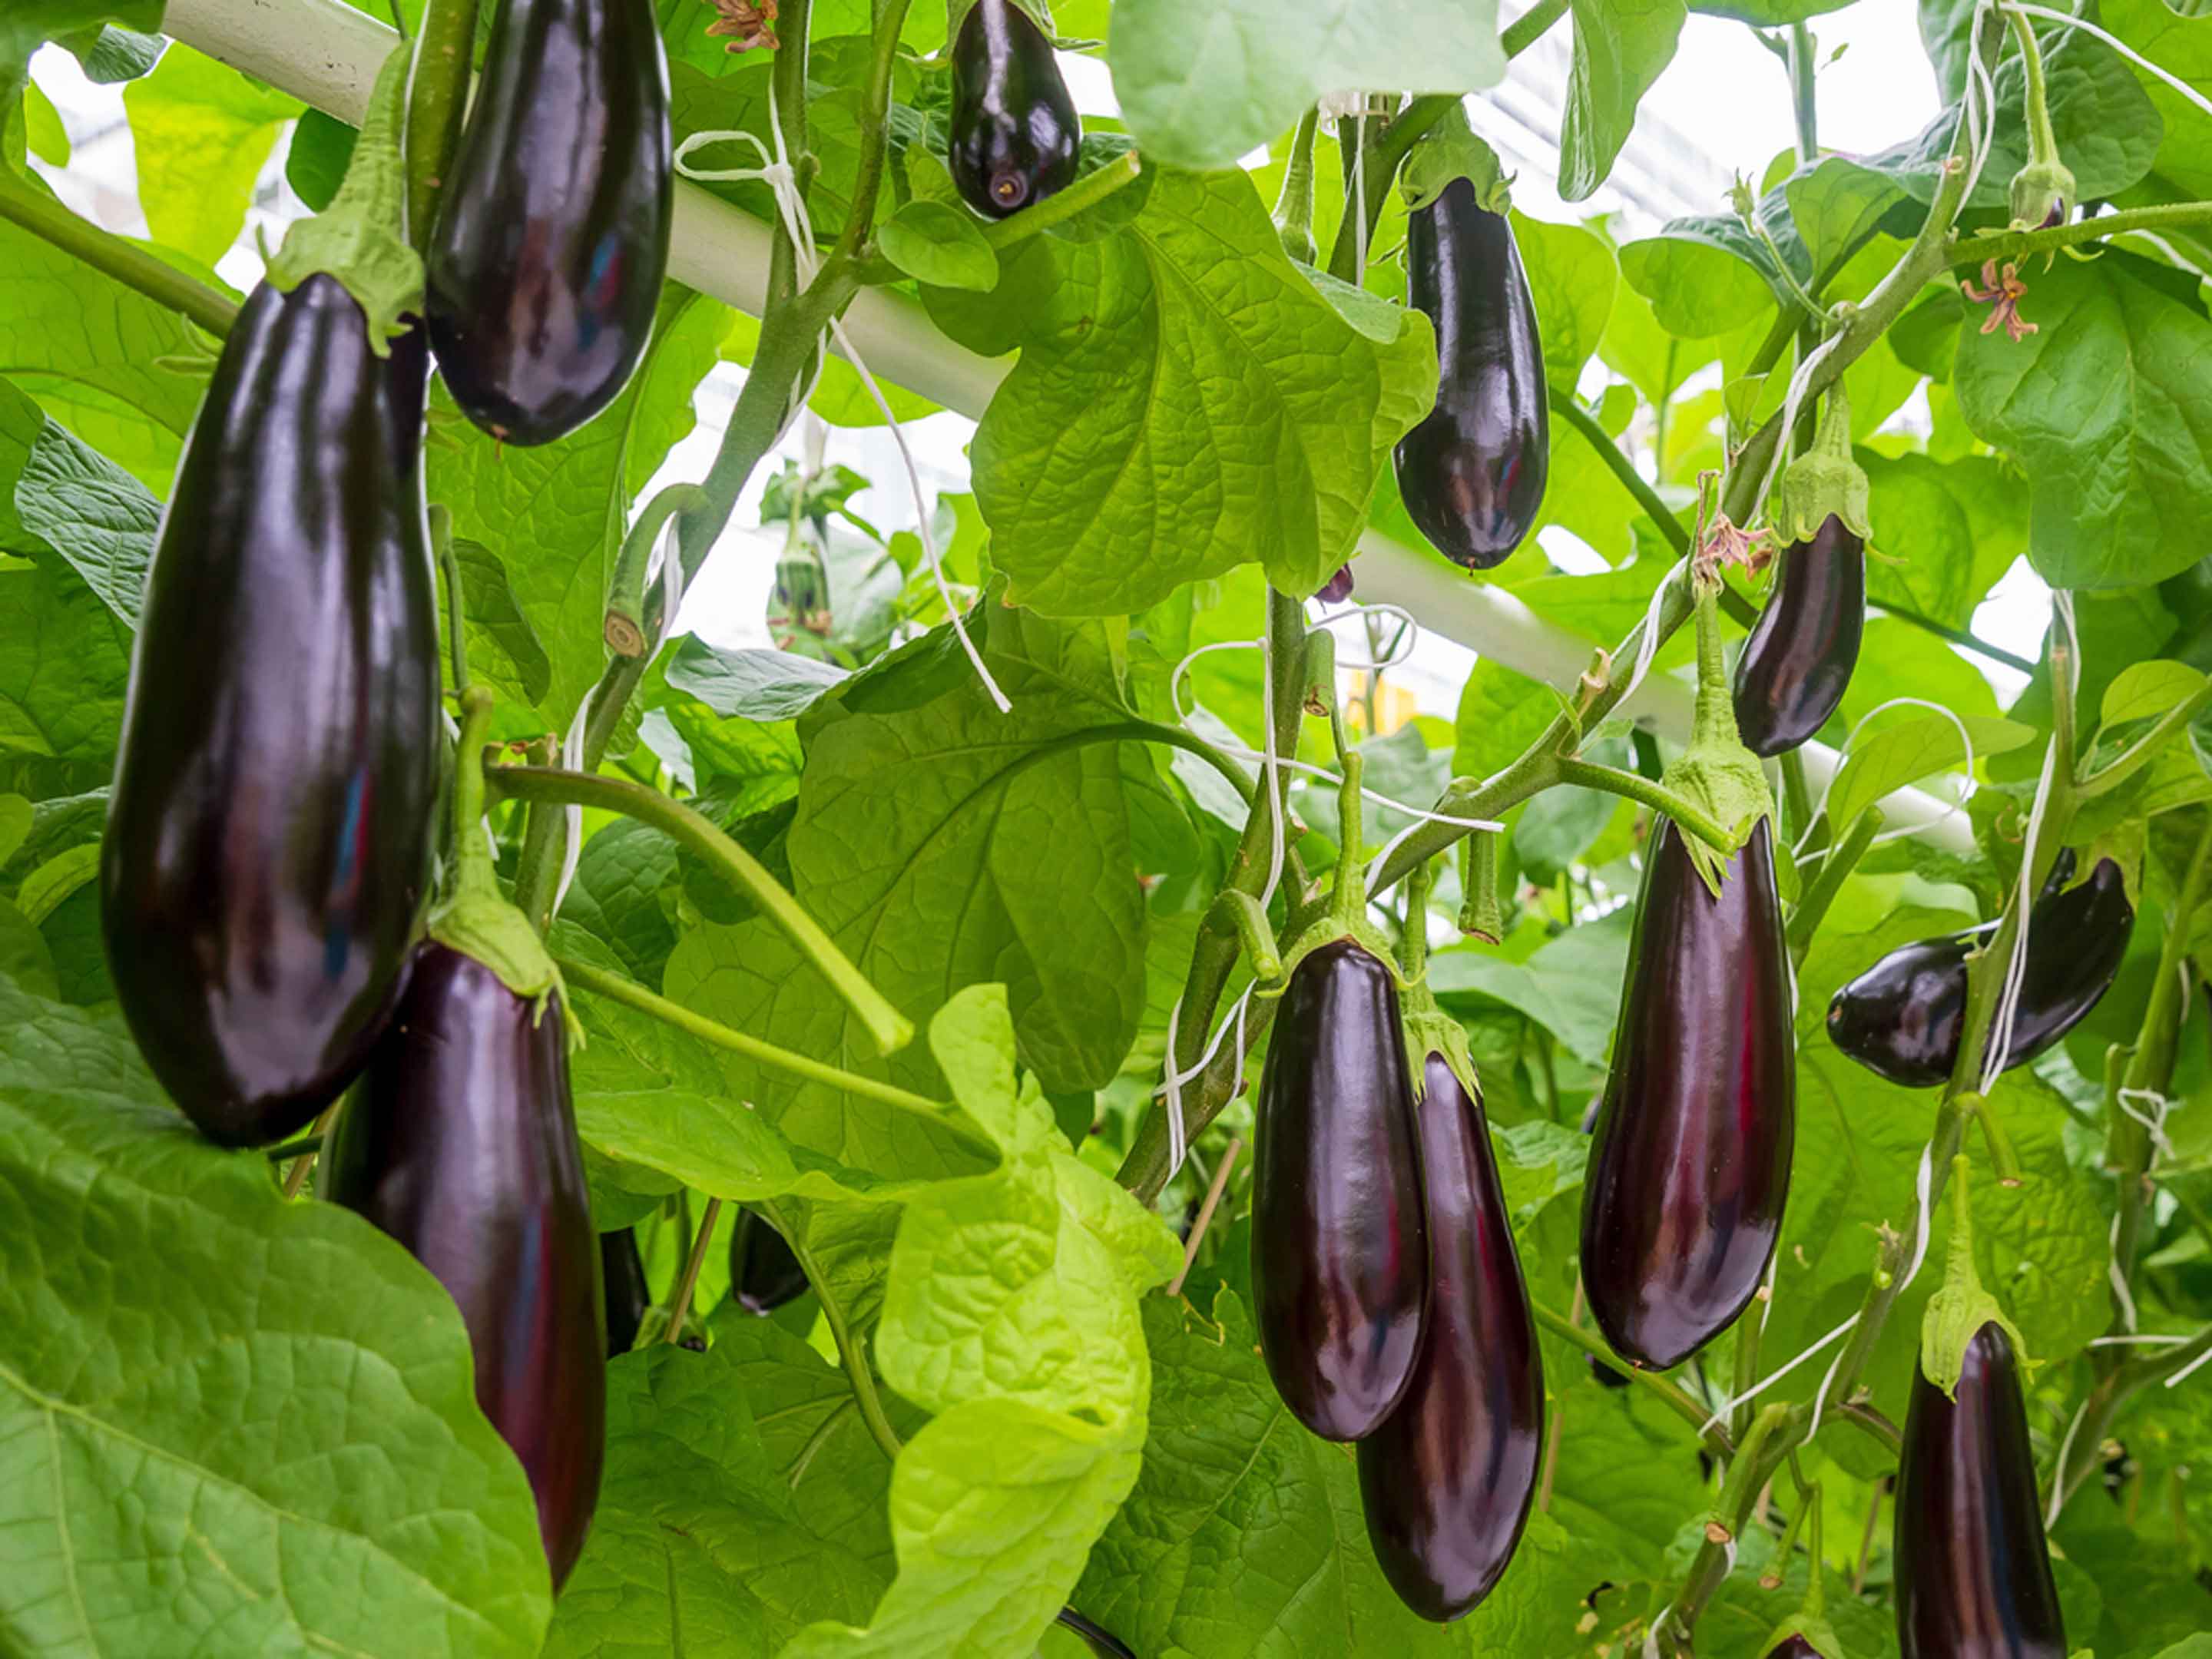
left=948, top=0, right=1081, bottom=220
left=1357, top=1055, right=1541, bottom=1621
left=1828, top=855, right=2132, bottom=1089
left=325, top=945, right=605, bottom=1588
left=1251, top=938, right=1428, bottom=1441
left=1765, top=1639, right=1825, bottom=1659
left=1394, top=178, right=1548, bottom=571
left=426, top=0, right=672, bottom=444
left=1733, top=515, right=1865, bottom=757
left=730, top=1207, right=809, bottom=1315
left=1894, top=1322, right=2068, bottom=1659
left=1581, top=820, right=1795, bottom=1370
left=602, top=1227, right=651, bottom=1356
left=101, top=276, right=440, bottom=1148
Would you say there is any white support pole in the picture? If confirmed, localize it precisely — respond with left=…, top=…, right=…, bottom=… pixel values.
left=157, top=0, right=1976, bottom=852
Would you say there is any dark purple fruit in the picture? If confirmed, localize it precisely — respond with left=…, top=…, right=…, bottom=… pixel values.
left=1357, top=1055, right=1541, bottom=1621
left=325, top=943, right=604, bottom=1587
left=602, top=1227, right=651, bottom=1356
left=947, top=0, right=1080, bottom=219
left=730, top=1207, right=809, bottom=1315
left=1581, top=819, right=1794, bottom=1369
left=1251, top=937, right=1428, bottom=1440
left=1732, top=515, right=1865, bottom=758
left=1393, top=177, right=1548, bottom=571
left=101, top=275, right=439, bottom=1147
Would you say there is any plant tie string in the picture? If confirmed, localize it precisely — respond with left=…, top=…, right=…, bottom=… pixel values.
left=1808, top=1141, right=1938, bottom=1439
left=1793, top=696, right=1981, bottom=859
left=677, top=85, right=1009, bottom=714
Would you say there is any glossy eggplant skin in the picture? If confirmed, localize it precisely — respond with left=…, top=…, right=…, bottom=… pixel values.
left=1251, top=938, right=1428, bottom=1441
left=947, top=0, right=1081, bottom=219
left=101, top=276, right=439, bottom=1148
left=730, top=1207, right=809, bottom=1316
left=1357, top=1055, right=1541, bottom=1622
left=602, top=1227, right=651, bottom=1356
left=1828, top=856, right=2132, bottom=1089
left=325, top=944, right=604, bottom=1588
left=1765, top=1640, right=1823, bottom=1659
left=1732, top=515, right=1865, bottom=758
left=426, top=0, right=672, bottom=444
left=1894, top=1321, right=2068, bottom=1659
left=1394, top=178, right=1548, bottom=571
left=1581, top=820, right=1795, bottom=1370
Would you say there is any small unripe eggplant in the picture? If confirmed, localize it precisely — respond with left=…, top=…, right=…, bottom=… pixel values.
left=947, top=0, right=1081, bottom=220
left=101, top=276, right=440, bottom=1147
left=1319, top=564, right=1356, bottom=604
left=1581, top=820, right=1794, bottom=1370
left=601, top=1227, right=651, bottom=1356
left=1251, top=937, right=1428, bottom=1440
left=325, top=944, right=604, bottom=1588
left=1828, top=855, right=2131, bottom=1089
left=426, top=0, right=673, bottom=443
left=730, top=1207, right=809, bottom=1315
left=1765, top=1639, right=1824, bottom=1659
left=1393, top=177, right=1548, bottom=571
left=1894, top=1321, right=2067, bottom=1658
left=1053, top=1608, right=1135, bottom=1659
left=1357, top=1055, right=1541, bottom=1621
left=1732, top=515, right=1866, bottom=758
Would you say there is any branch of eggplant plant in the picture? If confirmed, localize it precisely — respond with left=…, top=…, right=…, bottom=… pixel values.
left=1961, top=200, right=2212, bottom=268
left=759, top=1194, right=909, bottom=1463
left=0, top=174, right=240, bottom=339
left=401, top=0, right=482, bottom=250
left=2049, top=1322, right=2212, bottom=1515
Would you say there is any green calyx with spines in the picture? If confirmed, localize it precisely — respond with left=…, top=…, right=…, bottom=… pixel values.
left=1399, top=102, right=1512, bottom=216
left=1767, top=378, right=1870, bottom=546
left=434, top=687, right=581, bottom=1045
left=2008, top=157, right=2075, bottom=233
left=1920, top=1155, right=2028, bottom=1400
left=1396, top=853, right=1481, bottom=1106
left=263, top=42, right=423, bottom=353
left=1758, top=1614, right=1845, bottom=1659
left=1267, top=750, right=1406, bottom=997
left=1661, top=571, right=1773, bottom=896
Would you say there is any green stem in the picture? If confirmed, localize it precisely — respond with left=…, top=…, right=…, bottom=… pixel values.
left=2076, top=678, right=2212, bottom=800
left=450, top=687, right=498, bottom=873
left=832, top=0, right=915, bottom=265
left=604, top=483, right=711, bottom=658
left=1210, top=889, right=1282, bottom=982
left=1652, top=339, right=1677, bottom=476
left=1531, top=1300, right=1734, bottom=1455
left=429, top=505, right=469, bottom=695
left=1778, top=748, right=1815, bottom=842
left=1557, top=396, right=1690, bottom=556
left=402, top=0, right=482, bottom=250
left=2051, top=1323, right=2212, bottom=1512
left=0, top=178, right=238, bottom=339
left=1400, top=853, right=1434, bottom=982
left=492, top=767, right=916, bottom=1055
left=984, top=151, right=1143, bottom=253
left=1873, top=601, right=2038, bottom=674
left=1965, top=200, right=2212, bottom=265
left=1553, top=759, right=1737, bottom=857
left=557, top=955, right=966, bottom=1125
left=1330, top=751, right=1369, bottom=932
left=662, top=1196, right=723, bottom=1344
left=1786, top=21, right=1819, bottom=163
left=771, top=1200, right=908, bottom=1464
left=1786, top=806, right=1882, bottom=959
left=1272, top=105, right=1321, bottom=263
left=2005, top=6, right=2061, bottom=170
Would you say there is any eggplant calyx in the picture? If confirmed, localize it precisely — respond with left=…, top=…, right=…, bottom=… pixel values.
left=1759, top=1614, right=1845, bottom=1659
left=1767, top=378, right=1871, bottom=546
left=1398, top=103, right=1513, bottom=216
left=435, top=687, right=581, bottom=1042
left=1661, top=576, right=1773, bottom=895
left=1401, top=1004, right=1481, bottom=1109
left=2008, top=157, right=2075, bottom=233
left=263, top=44, right=423, bottom=355
left=1920, top=1154, right=2028, bottom=1400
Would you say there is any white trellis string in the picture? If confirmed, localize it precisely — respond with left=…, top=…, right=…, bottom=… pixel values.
left=2109, top=1212, right=2141, bottom=1333
left=551, top=695, right=591, bottom=914
left=1793, top=696, right=1981, bottom=859
left=1614, top=558, right=1688, bottom=714
left=676, top=84, right=1010, bottom=714
left=2045, top=1393, right=2093, bottom=1528
left=2088, top=1333, right=2193, bottom=1347
left=2010, top=4, right=2212, bottom=126
left=1809, top=1143, right=1938, bottom=1439
left=1159, top=983, right=1258, bottom=1178
left=1959, top=0, right=2004, bottom=209
left=1750, top=329, right=1844, bottom=525
left=2167, top=1342, right=2212, bottom=1389
left=2118, top=1087, right=2180, bottom=1167
left=1643, top=1604, right=1674, bottom=1659
left=1700, top=1312, right=1859, bottom=1435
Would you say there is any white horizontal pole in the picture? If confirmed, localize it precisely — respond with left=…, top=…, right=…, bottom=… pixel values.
left=159, top=0, right=1973, bottom=853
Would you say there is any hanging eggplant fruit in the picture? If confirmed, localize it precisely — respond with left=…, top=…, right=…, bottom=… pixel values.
left=947, top=0, right=1081, bottom=218
left=102, top=53, right=440, bottom=1149
left=730, top=1207, right=810, bottom=1315
left=1392, top=114, right=1548, bottom=571
left=602, top=1227, right=652, bottom=1356
left=426, top=0, right=674, bottom=443
left=1581, top=568, right=1793, bottom=1369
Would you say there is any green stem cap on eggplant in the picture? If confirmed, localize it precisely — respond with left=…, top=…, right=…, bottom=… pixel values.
left=1398, top=104, right=1512, bottom=215
left=1267, top=750, right=1407, bottom=995
left=263, top=44, right=422, bottom=353
left=1396, top=854, right=1481, bottom=1107
left=1920, top=1155, right=2028, bottom=1400
left=1766, top=377, right=1870, bottom=548
left=438, top=687, right=578, bottom=1040
left=1662, top=564, right=1775, bottom=896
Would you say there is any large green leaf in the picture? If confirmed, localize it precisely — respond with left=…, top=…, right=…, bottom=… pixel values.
left=1558, top=0, right=1686, bottom=203
left=1105, top=0, right=1504, bottom=171
left=1861, top=449, right=2026, bottom=633
left=122, top=43, right=301, bottom=265
left=1514, top=209, right=1620, bottom=387
left=2104, top=0, right=2212, bottom=199
left=1953, top=250, right=2212, bottom=591
left=0, top=975, right=552, bottom=1656
left=925, top=167, right=1437, bottom=614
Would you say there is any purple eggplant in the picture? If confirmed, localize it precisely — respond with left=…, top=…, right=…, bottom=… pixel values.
left=1894, top=1320, right=2067, bottom=1659
left=947, top=0, right=1080, bottom=219
left=602, top=1227, right=651, bottom=1356
left=1356, top=1054, right=1541, bottom=1621
left=1765, top=1639, right=1824, bottom=1659
left=1393, top=176, right=1548, bottom=571
left=1581, top=820, right=1795, bottom=1369
left=1732, top=515, right=1865, bottom=758
left=101, top=276, right=440, bottom=1147
left=730, top=1207, right=809, bottom=1315
left=1252, top=937, right=1429, bottom=1440
left=1828, top=855, right=2131, bottom=1088
left=325, top=943, right=604, bottom=1587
